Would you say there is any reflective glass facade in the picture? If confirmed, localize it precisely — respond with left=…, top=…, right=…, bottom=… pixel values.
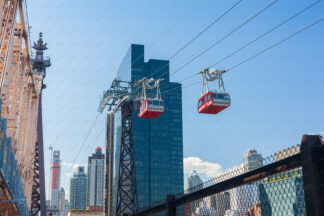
left=70, top=166, right=87, bottom=210
left=259, top=169, right=306, bottom=215
left=113, top=44, right=184, bottom=209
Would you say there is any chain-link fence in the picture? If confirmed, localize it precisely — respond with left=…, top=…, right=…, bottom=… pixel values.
left=181, top=145, right=303, bottom=216
left=183, top=167, right=305, bottom=216
left=134, top=135, right=324, bottom=216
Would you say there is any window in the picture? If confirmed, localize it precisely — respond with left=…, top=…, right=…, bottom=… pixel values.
left=208, top=93, right=211, bottom=101
left=205, top=96, right=208, bottom=103
left=198, top=100, right=202, bottom=107
left=153, top=100, right=159, bottom=106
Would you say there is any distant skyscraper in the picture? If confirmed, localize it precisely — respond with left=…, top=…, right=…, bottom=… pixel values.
left=59, top=188, right=65, bottom=216
left=206, top=192, right=231, bottom=216
left=187, top=170, right=203, bottom=190
left=227, top=184, right=258, bottom=215
left=70, top=166, right=87, bottom=210
left=243, top=150, right=263, bottom=171
left=106, top=44, right=184, bottom=212
left=187, top=170, right=203, bottom=211
left=194, top=201, right=217, bottom=216
left=226, top=150, right=263, bottom=215
left=86, top=147, right=105, bottom=207
left=51, top=150, right=61, bottom=210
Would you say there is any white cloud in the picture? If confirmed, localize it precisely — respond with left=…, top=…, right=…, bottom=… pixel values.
left=61, top=162, right=85, bottom=169
left=307, top=132, right=324, bottom=135
left=184, top=157, right=222, bottom=178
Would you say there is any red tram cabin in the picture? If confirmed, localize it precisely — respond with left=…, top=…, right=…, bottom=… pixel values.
left=197, top=91, right=230, bottom=114
left=138, top=99, right=165, bottom=119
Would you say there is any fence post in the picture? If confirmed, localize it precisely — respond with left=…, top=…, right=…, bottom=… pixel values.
left=166, top=195, right=176, bottom=216
left=300, top=134, right=324, bottom=216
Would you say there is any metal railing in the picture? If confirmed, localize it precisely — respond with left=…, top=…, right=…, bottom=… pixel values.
left=134, top=135, right=324, bottom=216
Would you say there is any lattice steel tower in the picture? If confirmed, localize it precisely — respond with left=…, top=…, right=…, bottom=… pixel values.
left=99, top=80, right=138, bottom=216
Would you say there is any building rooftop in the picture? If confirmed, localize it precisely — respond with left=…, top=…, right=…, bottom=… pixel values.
left=189, top=170, right=199, bottom=177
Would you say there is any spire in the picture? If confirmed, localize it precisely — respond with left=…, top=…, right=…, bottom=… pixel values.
left=32, top=32, right=48, bottom=51
left=31, top=32, right=51, bottom=80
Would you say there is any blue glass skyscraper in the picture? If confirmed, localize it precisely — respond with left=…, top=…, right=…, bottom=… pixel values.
left=259, top=169, right=306, bottom=215
left=70, top=166, right=87, bottom=210
left=111, top=44, right=184, bottom=210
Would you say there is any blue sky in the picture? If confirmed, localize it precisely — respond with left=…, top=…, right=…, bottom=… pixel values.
left=27, top=0, right=324, bottom=199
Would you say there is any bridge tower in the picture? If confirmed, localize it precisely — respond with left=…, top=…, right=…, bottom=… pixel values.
left=31, top=32, right=51, bottom=216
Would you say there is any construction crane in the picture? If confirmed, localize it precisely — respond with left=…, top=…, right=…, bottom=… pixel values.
left=98, top=77, right=163, bottom=216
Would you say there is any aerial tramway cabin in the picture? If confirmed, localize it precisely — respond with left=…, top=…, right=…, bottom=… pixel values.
left=138, top=77, right=165, bottom=119
left=197, top=91, right=230, bottom=114
left=138, top=99, right=165, bottom=119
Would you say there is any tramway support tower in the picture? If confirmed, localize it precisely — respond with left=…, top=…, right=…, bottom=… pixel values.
left=31, top=32, right=51, bottom=216
left=98, top=77, right=164, bottom=215
left=99, top=79, right=137, bottom=216
left=197, top=68, right=231, bottom=114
